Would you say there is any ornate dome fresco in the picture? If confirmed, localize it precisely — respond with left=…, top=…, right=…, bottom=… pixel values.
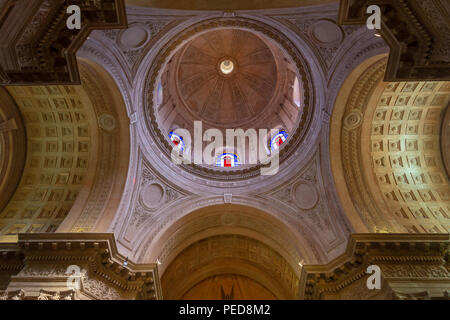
left=174, top=29, right=278, bottom=128
left=144, top=23, right=313, bottom=179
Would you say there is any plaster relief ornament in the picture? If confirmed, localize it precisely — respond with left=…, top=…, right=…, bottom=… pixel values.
left=141, top=183, right=165, bottom=210
left=99, top=114, right=116, bottom=131
left=38, top=292, right=48, bottom=300
left=292, top=182, right=319, bottom=210
left=343, top=110, right=363, bottom=130
left=10, top=290, right=25, bottom=300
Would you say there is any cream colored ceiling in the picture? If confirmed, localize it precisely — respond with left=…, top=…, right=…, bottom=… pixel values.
left=370, top=81, right=450, bottom=233
left=0, top=86, right=93, bottom=241
left=0, top=59, right=131, bottom=238
left=331, top=55, right=450, bottom=234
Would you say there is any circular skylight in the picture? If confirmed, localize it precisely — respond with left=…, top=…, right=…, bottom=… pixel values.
left=220, top=59, right=234, bottom=74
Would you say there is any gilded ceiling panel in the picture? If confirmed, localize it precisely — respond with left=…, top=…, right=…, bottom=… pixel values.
left=371, top=81, right=450, bottom=233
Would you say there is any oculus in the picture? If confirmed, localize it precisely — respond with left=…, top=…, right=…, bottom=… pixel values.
left=219, top=59, right=234, bottom=75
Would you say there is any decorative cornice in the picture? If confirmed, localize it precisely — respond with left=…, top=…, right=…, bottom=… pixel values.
left=338, top=0, right=450, bottom=81
left=0, top=0, right=127, bottom=85
left=0, top=233, right=162, bottom=300
left=300, top=233, right=450, bottom=299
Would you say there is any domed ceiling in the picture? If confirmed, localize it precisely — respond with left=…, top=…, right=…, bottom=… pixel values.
left=175, top=29, right=278, bottom=128
left=144, top=22, right=314, bottom=180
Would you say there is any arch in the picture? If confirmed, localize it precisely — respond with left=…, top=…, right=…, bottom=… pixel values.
left=149, top=204, right=305, bottom=299
left=367, top=81, right=450, bottom=233
left=330, top=54, right=403, bottom=233
left=0, top=88, right=26, bottom=220
left=330, top=54, right=386, bottom=232
left=56, top=58, right=131, bottom=233
left=161, top=234, right=297, bottom=299
left=330, top=53, right=450, bottom=233
left=0, top=83, right=101, bottom=241
left=0, top=57, right=130, bottom=239
left=136, top=202, right=321, bottom=266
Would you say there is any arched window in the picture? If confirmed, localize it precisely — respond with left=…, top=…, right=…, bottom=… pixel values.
left=270, top=130, right=288, bottom=151
left=216, top=153, right=239, bottom=167
left=156, top=80, right=163, bottom=106
left=168, top=131, right=185, bottom=152
left=293, top=76, right=301, bottom=108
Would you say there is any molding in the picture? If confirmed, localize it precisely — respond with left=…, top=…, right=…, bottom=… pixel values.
left=0, top=88, right=26, bottom=215
left=0, top=233, right=162, bottom=300
left=338, top=0, right=450, bottom=81
left=300, top=233, right=450, bottom=299
left=0, top=0, right=127, bottom=85
left=441, top=104, right=450, bottom=179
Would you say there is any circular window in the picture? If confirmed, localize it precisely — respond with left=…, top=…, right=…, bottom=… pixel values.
left=220, top=59, right=234, bottom=75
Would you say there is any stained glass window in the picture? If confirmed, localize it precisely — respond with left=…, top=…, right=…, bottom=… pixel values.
left=156, top=81, right=163, bottom=106
left=216, top=153, right=239, bottom=167
left=270, top=130, right=288, bottom=151
left=293, top=76, right=301, bottom=107
left=168, top=131, right=185, bottom=152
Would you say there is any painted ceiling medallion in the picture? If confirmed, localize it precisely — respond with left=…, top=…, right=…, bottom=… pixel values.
left=118, top=25, right=149, bottom=50
left=309, top=19, right=343, bottom=46
left=292, top=182, right=319, bottom=210
left=141, top=183, right=165, bottom=210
